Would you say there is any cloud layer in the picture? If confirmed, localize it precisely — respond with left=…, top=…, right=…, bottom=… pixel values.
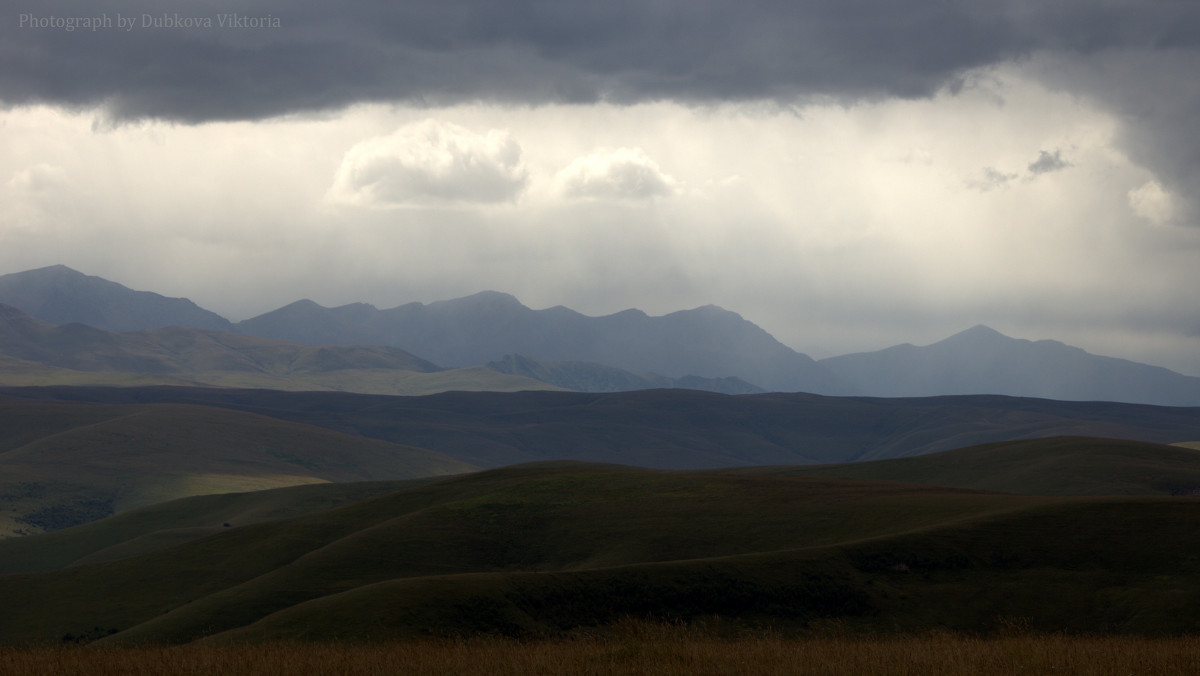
left=4, top=1, right=1198, bottom=121
left=328, top=119, right=527, bottom=207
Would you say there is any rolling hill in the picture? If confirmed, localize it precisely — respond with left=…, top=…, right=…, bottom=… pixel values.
left=754, top=436, right=1200, bottom=497
left=2, top=385, right=1195, bottom=539
left=0, top=396, right=475, bottom=537
left=4, top=446, right=1200, bottom=644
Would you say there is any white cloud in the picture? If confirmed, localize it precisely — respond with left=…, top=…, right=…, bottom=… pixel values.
left=327, top=119, right=528, bottom=208
left=1128, top=179, right=1178, bottom=225
left=7, top=163, right=68, bottom=192
left=554, top=147, right=678, bottom=201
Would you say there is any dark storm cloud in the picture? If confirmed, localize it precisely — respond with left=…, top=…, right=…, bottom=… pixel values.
left=6, top=0, right=1199, bottom=122
left=1027, top=149, right=1071, bottom=175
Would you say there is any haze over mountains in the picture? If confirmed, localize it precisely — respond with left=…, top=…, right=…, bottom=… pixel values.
left=820, top=325, right=1200, bottom=406
left=236, top=293, right=839, bottom=393
left=3, top=264, right=1199, bottom=405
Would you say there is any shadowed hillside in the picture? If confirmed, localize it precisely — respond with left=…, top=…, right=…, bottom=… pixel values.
left=4, top=386, right=1196, bottom=470
left=2, top=457, right=1200, bottom=644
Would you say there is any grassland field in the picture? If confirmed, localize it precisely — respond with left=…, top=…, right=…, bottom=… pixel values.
left=3, top=625, right=1200, bottom=675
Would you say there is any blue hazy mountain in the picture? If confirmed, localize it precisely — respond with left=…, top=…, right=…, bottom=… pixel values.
left=820, top=324, right=1200, bottom=406
left=236, top=293, right=849, bottom=394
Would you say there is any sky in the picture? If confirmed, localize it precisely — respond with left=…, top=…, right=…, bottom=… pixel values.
left=3, top=1, right=1200, bottom=375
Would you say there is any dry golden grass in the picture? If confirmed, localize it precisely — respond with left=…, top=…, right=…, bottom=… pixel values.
left=3, top=624, right=1200, bottom=676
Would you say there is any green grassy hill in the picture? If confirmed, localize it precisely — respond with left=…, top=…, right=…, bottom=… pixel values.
left=4, top=443, right=1200, bottom=645
left=0, top=463, right=1031, bottom=644
left=0, top=397, right=475, bottom=537
left=761, top=436, right=1200, bottom=496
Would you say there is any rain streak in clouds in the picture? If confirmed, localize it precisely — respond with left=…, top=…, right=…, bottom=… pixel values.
left=2, top=0, right=1200, bottom=375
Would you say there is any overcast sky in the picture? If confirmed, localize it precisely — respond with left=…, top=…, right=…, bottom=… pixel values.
left=3, top=0, right=1200, bottom=375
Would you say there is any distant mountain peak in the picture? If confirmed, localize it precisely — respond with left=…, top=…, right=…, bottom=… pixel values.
left=281, top=299, right=325, bottom=310
left=960, top=324, right=1004, bottom=337
left=27, top=264, right=79, bottom=275
left=439, top=290, right=525, bottom=307
left=937, top=324, right=1010, bottom=345
left=687, top=304, right=740, bottom=318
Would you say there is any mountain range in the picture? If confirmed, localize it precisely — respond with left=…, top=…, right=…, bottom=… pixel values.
left=236, top=293, right=840, bottom=393
left=3, top=264, right=1199, bottom=405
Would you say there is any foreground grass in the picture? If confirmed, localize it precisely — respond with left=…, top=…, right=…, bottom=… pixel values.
left=4, top=627, right=1200, bottom=676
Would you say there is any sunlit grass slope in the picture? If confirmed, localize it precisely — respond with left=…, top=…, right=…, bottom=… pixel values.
left=0, top=398, right=475, bottom=536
